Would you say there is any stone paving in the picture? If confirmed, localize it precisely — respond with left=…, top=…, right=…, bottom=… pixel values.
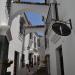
left=17, top=64, right=49, bottom=75
left=32, top=66, right=48, bottom=75
left=27, top=65, right=48, bottom=75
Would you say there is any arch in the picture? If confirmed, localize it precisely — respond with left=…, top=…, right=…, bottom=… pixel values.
left=8, top=2, right=49, bottom=26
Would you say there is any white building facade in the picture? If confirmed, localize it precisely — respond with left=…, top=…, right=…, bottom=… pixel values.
left=0, top=0, right=47, bottom=75
left=45, top=0, right=75, bottom=75
left=7, top=13, right=32, bottom=75
left=2, top=0, right=75, bottom=75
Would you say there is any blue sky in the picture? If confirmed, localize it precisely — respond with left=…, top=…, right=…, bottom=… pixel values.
left=21, top=0, right=45, bottom=25
left=21, top=0, right=45, bottom=35
left=25, top=11, right=44, bottom=35
left=25, top=11, right=44, bottom=25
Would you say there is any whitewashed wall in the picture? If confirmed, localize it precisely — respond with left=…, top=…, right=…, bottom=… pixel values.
left=7, top=15, right=22, bottom=75
left=0, top=0, right=8, bottom=26
left=7, top=15, right=30, bottom=75
left=24, top=33, right=30, bottom=64
left=38, top=36, right=45, bottom=62
left=48, top=0, right=75, bottom=75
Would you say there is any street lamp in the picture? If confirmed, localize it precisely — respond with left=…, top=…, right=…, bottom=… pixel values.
left=52, top=19, right=72, bottom=36
left=50, top=1, right=72, bottom=36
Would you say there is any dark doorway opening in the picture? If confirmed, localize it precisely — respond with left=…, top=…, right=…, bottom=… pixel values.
left=45, top=55, right=50, bottom=75
left=29, top=53, right=33, bottom=67
left=56, top=45, right=64, bottom=75
left=14, top=51, right=19, bottom=75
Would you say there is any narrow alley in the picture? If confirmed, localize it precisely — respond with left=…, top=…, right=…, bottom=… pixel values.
left=0, top=0, right=75, bottom=75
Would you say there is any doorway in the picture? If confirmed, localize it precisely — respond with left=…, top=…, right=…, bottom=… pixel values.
left=29, top=53, right=33, bottom=67
left=45, top=55, right=50, bottom=75
left=14, top=51, right=19, bottom=75
left=56, top=45, right=64, bottom=75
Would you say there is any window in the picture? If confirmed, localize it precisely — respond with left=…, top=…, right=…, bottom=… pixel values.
left=34, top=55, right=36, bottom=65
left=37, top=56, right=40, bottom=65
left=34, top=37, right=36, bottom=48
left=14, top=51, right=19, bottom=75
left=21, top=54, right=25, bottom=67
left=30, top=33, right=32, bottom=39
left=20, top=24, right=23, bottom=34
left=29, top=53, right=33, bottom=66
left=19, top=17, right=25, bottom=34
left=37, top=39, right=40, bottom=47
left=45, top=35, right=49, bottom=49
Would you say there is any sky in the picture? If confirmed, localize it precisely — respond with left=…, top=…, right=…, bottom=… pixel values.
left=25, top=11, right=44, bottom=25
left=21, top=0, right=45, bottom=25
left=20, top=0, right=45, bottom=35
left=25, top=11, right=44, bottom=36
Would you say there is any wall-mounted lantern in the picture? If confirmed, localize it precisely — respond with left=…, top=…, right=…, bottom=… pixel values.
left=50, top=1, right=72, bottom=36
left=52, top=19, right=72, bottom=36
